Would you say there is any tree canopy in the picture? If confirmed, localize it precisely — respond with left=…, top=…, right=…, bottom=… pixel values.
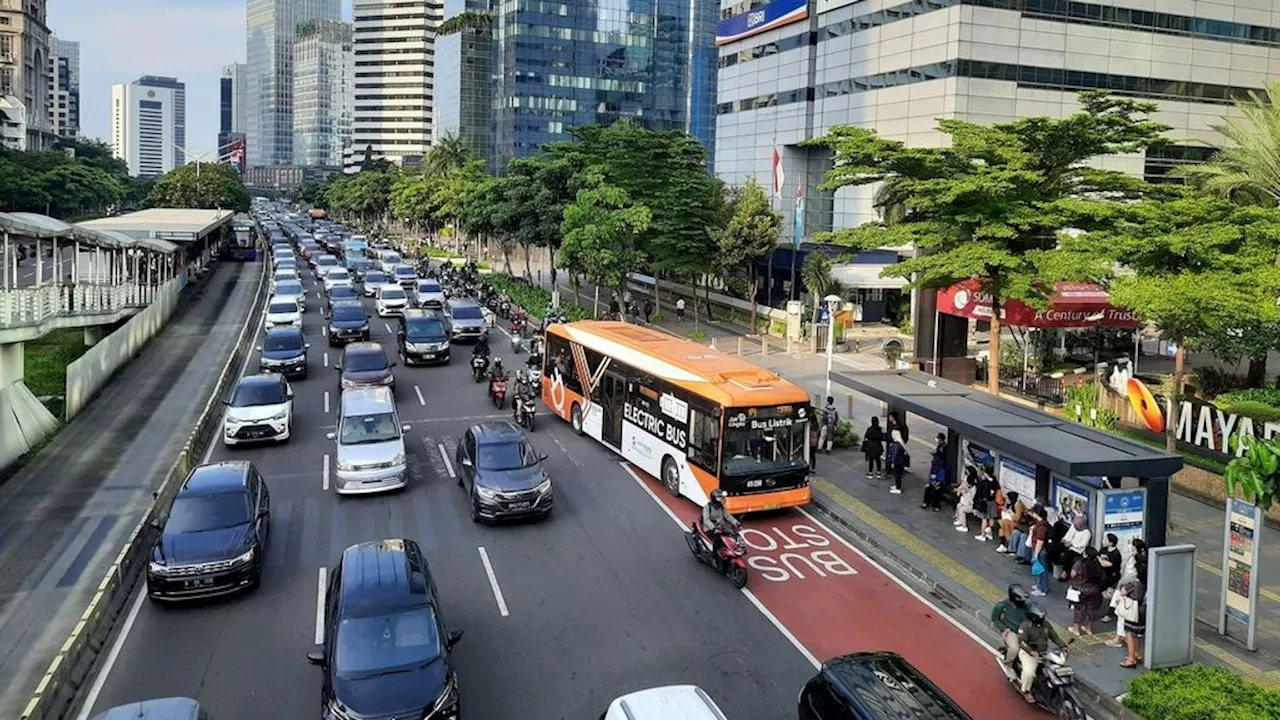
left=144, top=161, right=251, bottom=213
left=0, top=139, right=144, bottom=219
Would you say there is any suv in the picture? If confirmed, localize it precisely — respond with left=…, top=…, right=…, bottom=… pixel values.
left=337, top=342, right=396, bottom=389
left=455, top=421, right=553, bottom=522
left=327, top=300, right=370, bottom=346
left=328, top=386, right=409, bottom=494
left=392, top=263, right=418, bottom=289
left=798, top=652, right=971, bottom=720
left=146, top=461, right=270, bottom=602
left=397, top=309, right=450, bottom=365
left=414, top=279, right=446, bottom=309
left=222, top=374, right=293, bottom=445
left=602, top=686, right=727, bottom=720
left=307, top=539, right=463, bottom=720
left=445, top=299, right=486, bottom=341
left=258, top=327, right=309, bottom=379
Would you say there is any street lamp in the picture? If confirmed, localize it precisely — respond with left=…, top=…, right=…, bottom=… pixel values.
left=823, top=293, right=842, bottom=400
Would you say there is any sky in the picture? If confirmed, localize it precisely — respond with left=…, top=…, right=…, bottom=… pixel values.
left=49, top=0, right=353, bottom=158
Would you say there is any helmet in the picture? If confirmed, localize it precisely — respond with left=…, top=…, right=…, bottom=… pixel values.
left=710, top=489, right=726, bottom=505
left=1026, top=604, right=1047, bottom=624
left=1008, top=584, right=1030, bottom=605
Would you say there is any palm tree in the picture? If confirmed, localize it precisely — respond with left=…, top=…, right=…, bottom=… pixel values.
left=802, top=252, right=845, bottom=328
left=426, top=132, right=473, bottom=177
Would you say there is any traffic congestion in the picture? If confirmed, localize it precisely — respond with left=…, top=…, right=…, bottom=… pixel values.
left=79, top=205, right=1041, bottom=720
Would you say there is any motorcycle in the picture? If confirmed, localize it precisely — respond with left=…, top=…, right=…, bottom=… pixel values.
left=513, top=392, right=536, bottom=431
left=685, top=518, right=749, bottom=589
left=499, top=299, right=512, bottom=318
left=1001, top=643, right=1085, bottom=719
left=489, top=376, right=508, bottom=409
left=471, top=354, right=490, bottom=383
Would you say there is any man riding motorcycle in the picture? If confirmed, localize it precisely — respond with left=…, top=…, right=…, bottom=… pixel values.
left=991, top=584, right=1030, bottom=666
left=701, top=489, right=741, bottom=557
left=1016, top=604, right=1069, bottom=704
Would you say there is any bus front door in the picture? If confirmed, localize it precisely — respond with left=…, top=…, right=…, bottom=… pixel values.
left=601, top=372, right=625, bottom=448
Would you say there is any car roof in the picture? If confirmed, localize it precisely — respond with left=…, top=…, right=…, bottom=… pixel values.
left=238, top=373, right=282, bottom=387
left=89, top=697, right=202, bottom=720
left=401, top=308, right=441, bottom=319
left=449, top=298, right=479, bottom=308
left=264, top=326, right=304, bottom=339
left=343, top=341, right=383, bottom=355
left=338, top=539, right=432, bottom=616
left=340, top=386, right=395, bottom=414
left=473, top=420, right=525, bottom=444
left=606, top=685, right=727, bottom=720
left=820, top=652, right=972, bottom=719
left=378, top=284, right=406, bottom=294
left=268, top=295, right=298, bottom=304
left=331, top=299, right=364, bottom=310
left=182, top=461, right=251, bottom=495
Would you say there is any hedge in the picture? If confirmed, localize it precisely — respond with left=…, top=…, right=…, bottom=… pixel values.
left=485, top=274, right=591, bottom=322
left=1123, top=664, right=1280, bottom=720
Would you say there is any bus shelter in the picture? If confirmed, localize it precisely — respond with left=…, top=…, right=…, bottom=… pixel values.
left=835, top=370, right=1184, bottom=547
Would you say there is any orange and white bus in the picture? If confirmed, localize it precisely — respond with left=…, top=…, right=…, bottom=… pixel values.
left=540, top=321, right=812, bottom=513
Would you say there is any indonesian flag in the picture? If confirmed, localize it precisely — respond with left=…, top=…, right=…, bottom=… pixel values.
left=772, top=147, right=784, bottom=198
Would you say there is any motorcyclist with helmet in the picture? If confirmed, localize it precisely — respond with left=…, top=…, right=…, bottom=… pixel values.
left=1016, top=604, right=1069, bottom=704
left=991, top=584, right=1030, bottom=666
left=701, top=489, right=741, bottom=557
left=472, top=332, right=491, bottom=359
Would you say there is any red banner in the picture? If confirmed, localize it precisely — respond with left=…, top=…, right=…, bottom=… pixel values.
left=937, top=280, right=1138, bottom=329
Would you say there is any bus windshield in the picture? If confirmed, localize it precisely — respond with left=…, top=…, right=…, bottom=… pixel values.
left=722, top=410, right=809, bottom=476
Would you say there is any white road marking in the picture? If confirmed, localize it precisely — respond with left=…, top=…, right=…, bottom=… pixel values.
left=384, top=322, right=393, bottom=334
left=322, top=454, right=330, bottom=491
left=414, top=384, right=426, bottom=406
left=323, top=352, right=329, bottom=368
left=74, top=590, right=146, bottom=720
left=315, top=567, right=328, bottom=643
left=477, top=547, right=510, bottom=617
left=438, top=443, right=456, bottom=478
left=323, top=390, right=330, bottom=415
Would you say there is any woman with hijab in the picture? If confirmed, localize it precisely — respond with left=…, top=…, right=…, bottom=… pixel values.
left=1058, top=512, right=1092, bottom=581
left=1068, top=545, right=1105, bottom=636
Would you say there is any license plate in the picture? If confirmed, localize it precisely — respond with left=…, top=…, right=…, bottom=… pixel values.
left=508, top=502, right=532, bottom=511
left=184, top=578, right=214, bottom=589
left=1054, top=667, right=1075, bottom=677
left=763, top=503, right=780, bottom=511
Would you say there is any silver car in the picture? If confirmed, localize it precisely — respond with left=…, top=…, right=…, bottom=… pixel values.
left=414, top=279, right=446, bottom=309
left=446, top=299, right=487, bottom=341
left=327, top=387, right=409, bottom=495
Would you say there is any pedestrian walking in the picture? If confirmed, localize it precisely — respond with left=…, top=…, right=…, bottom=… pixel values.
left=622, top=289, right=632, bottom=312
left=862, top=417, right=884, bottom=479
left=817, top=396, right=840, bottom=453
left=628, top=302, right=641, bottom=324
left=809, top=419, right=820, bottom=474
left=643, top=298, right=653, bottom=324
left=1028, top=510, right=1052, bottom=596
left=885, top=429, right=908, bottom=494
left=1068, top=546, right=1105, bottom=636
left=676, top=297, right=686, bottom=321
left=609, top=297, right=621, bottom=320
left=922, top=433, right=948, bottom=511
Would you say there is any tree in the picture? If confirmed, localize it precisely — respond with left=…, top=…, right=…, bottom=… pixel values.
left=710, top=176, right=781, bottom=331
left=801, top=251, right=843, bottom=327
left=559, top=168, right=651, bottom=314
left=324, top=170, right=393, bottom=230
left=809, top=91, right=1170, bottom=395
left=144, top=162, right=250, bottom=212
left=424, top=132, right=474, bottom=177
left=1225, top=437, right=1280, bottom=512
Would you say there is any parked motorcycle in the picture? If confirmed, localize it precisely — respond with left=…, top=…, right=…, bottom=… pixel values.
left=489, top=376, right=508, bottom=409
left=513, top=393, right=536, bottom=431
left=471, top=355, right=490, bottom=383
left=685, top=518, right=749, bottom=588
left=1001, top=643, right=1085, bottom=719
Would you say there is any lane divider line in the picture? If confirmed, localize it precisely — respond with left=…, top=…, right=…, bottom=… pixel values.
left=415, top=385, right=426, bottom=406
left=323, top=352, right=329, bottom=368
left=73, top=591, right=146, bottom=720
left=315, top=567, right=327, bottom=644
left=477, top=547, right=510, bottom=617
left=322, top=454, right=330, bottom=491
left=384, top=322, right=393, bottom=334
left=438, top=444, right=456, bottom=478
left=323, top=391, right=330, bottom=415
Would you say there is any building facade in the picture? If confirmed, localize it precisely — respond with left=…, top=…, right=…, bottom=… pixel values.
left=219, top=62, right=247, bottom=151
left=0, top=95, right=24, bottom=150
left=293, top=19, right=353, bottom=167
left=0, top=0, right=53, bottom=150
left=111, top=76, right=186, bottom=178
left=48, top=36, right=77, bottom=139
left=488, top=0, right=717, bottom=169
left=351, top=0, right=443, bottom=166
left=246, top=0, right=342, bottom=168
left=433, top=1, right=494, bottom=170
left=714, top=0, right=1280, bottom=246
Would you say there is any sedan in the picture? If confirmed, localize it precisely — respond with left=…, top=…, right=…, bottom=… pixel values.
left=455, top=421, right=553, bottom=522
left=272, top=268, right=300, bottom=289
left=258, top=326, right=309, bottom=379
left=393, top=264, right=418, bottom=289
left=146, top=461, right=269, bottom=602
left=223, top=373, right=294, bottom=445
left=274, top=280, right=307, bottom=312
left=338, top=342, right=396, bottom=389
left=315, top=254, right=340, bottom=277
left=324, top=268, right=353, bottom=295
left=325, top=285, right=360, bottom=310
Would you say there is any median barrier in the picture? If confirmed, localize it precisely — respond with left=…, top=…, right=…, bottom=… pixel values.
left=19, top=260, right=268, bottom=720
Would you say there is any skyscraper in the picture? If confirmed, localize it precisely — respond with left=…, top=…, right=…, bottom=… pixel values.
left=111, top=76, right=186, bottom=178
left=0, top=0, right=54, bottom=150
left=351, top=0, right=442, bottom=167
left=219, top=62, right=247, bottom=152
left=246, top=0, right=341, bottom=168
left=48, top=36, right=79, bottom=139
left=433, top=0, right=494, bottom=169
left=293, top=19, right=353, bottom=167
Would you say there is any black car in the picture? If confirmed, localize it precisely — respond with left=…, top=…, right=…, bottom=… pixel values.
left=308, top=539, right=463, bottom=720
left=799, top=652, right=971, bottom=720
left=328, top=300, right=371, bottom=346
left=326, top=285, right=361, bottom=311
left=398, top=309, right=450, bottom=365
left=258, top=327, right=309, bottom=378
left=338, top=342, right=396, bottom=389
left=455, top=421, right=553, bottom=522
left=146, top=461, right=270, bottom=602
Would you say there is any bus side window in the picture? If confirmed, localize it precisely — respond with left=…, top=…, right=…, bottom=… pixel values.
left=687, top=406, right=720, bottom=474
left=545, top=335, right=581, bottom=393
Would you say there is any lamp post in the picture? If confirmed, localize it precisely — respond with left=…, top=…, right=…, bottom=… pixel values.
left=823, top=293, right=842, bottom=400
left=170, top=141, right=239, bottom=197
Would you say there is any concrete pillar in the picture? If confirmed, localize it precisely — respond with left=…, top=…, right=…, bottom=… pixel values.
left=34, top=237, right=42, bottom=288
left=0, top=342, right=59, bottom=471
left=84, top=326, right=105, bottom=346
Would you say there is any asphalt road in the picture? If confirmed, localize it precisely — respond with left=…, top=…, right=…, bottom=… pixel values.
left=79, top=261, right=820, bottom=719
left=3, top=245, right=74, bottom=288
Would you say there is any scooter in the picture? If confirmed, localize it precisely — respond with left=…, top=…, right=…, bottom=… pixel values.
left=471, top=354, right=489, bottom=383
left=1001, top=643, right=1085, bottom=719
left=685, top=518, right=749, bottom=589
left=513, top=392, right=536, bottom=431
left=499, top=298, right=512, bottom=318
left=489, top=376, right=508, bottom=409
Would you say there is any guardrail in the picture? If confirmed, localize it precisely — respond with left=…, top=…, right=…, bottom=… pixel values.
left=19, top=261, right=268, bottom=720
left=0, top=282, right=161, bottom=330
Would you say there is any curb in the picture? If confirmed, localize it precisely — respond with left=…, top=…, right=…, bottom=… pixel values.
left=19, top=257, right=269, bottom=720
left=808, top=492, right=1140, bottom=720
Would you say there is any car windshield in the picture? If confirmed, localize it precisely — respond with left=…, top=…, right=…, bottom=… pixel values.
left=329, top=271, right=350, bottom=281
left=381, top=288, right=406, bottom=300
left=334, top=608, right=440, bottom=677
left=452, top=306, right=482, bottom=320
left=418, top=282, right=440, bottom=293
left=166, top=493, right=251, bottom=533
left=395, top=267, right=415, bottom=277
left=339, top=412, right=400, bottom=444
left=332, top=305, right=366, bottom=322
left=405, top=318, right=445, bottom=340
left=384, top=254, right=401, bottom=264
left=318, top=256, right=337, bottom=266
left=477, top=440, right=539, bottom=471
left=722, top=413, right=809, bottom=476
left=345, top=351, right=387, bottom=372
left=276, top=282, right=303, bottom=296
left=264, top=333, right=304, bottom=352
left=232, top=381, right=286, bottom=406
left=365, top=272, right=387, bottom=284
left=268, top=302, right=297, bottom=314
left=330, top=287, right=357, bottom=300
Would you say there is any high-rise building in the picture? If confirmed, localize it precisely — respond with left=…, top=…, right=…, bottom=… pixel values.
left=111, top=76, right=186, bottom=178
left=48, top=36, right=78, bottom=139
left=433, top=0, right=494, bottom=169
left=351, top=0, right=443, bottom=166
left=481, top=0, right=717, bottom=170
left=219, top=62, right=247, bottom=151
left=294, top=19, right=353, bottom=167
left=0, top=0, right=54, bottom=150
left=246, top=0, right=341, bottom=168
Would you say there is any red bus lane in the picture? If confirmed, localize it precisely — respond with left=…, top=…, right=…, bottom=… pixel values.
left=626, top=465, right=1037, bottom=719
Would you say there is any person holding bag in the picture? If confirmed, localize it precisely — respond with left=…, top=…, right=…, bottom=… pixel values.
left=885, top=429, right=908, bottom=495
left=1067, top=546, right=1105, bottom=636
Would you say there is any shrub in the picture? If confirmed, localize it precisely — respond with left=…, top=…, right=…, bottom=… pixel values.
left=650, top=312, right=666, bottom=323
left=1063, top=382, right=1118, bottom=430
left=1123, top=664, right=1280, bottom=720
left=1216, top=399, right=1280, bottom=424
left=1195, top=367, right=1249, bottom=400
left=485, top=273, right=590, bottom=322
left=833, top=420, right=860, bottom=450
left=688, top=328, right=708, bottom=341
left=1217, top=387, right=1280, bottom=408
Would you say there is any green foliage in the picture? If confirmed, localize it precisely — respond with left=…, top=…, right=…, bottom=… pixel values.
left=558, top=168, right=651, bottom=292
left=687, top=328, right=708, bottom=341
left=1217, top=388, right=1280, bottom=408
left=1216, top=400, right=1280, bottom=424
left=437, top=11, right=492, bottom=36
left=484, top=273, right=590, bottom=321
left=1224, top=435, right=1280, bottom=511
left=711, top=175, right=781, bottom=320
left=323, top=169, right=394, bottom=226
left=1195, top=367, right=1249, bottom=399
left=1062, top=383, right=1118, bottom=430
left=0, top=140, right=142, bottom=217
left=1178, top=79, right=1280, bottom=207
left=145, top=161, right=250, bottom=212
left=1123, top=664, right=1280, bottom=720
left=833, top=421, right=860, bottom=449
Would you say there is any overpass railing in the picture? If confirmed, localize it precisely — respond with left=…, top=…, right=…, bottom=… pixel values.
left=0, top=281, right=161, bottom=330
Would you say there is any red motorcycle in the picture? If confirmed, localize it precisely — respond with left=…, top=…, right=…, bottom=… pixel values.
left=685, top=518, right=749, bottom=588
left=488, top=376, right=508, bottom=409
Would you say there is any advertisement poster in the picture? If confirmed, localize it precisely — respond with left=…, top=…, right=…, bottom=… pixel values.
left=997, top=453, right=1037, bottom=500
left=1051, top=475, right=1092, bottom=522
left=959, top=438, right=995, bottom=488
left=1225, top=498, right=1261, bottom=624
left=1101, top=489, right=1145, bottom=552
left=715, top=0, right=809, bottom=45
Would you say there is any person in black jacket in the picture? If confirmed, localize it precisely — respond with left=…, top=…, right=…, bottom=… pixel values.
left=922, top=433, right=948, bottom=510
left=862, top=416, right=885, bottom=479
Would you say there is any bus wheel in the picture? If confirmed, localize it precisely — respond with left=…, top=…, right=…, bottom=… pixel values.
left=571, top=404, right=584, bottom=435
left=661, top=456, right=680, bottom=497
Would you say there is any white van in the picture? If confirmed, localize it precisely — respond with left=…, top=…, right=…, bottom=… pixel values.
left=601, top=686, right=727, bottom=720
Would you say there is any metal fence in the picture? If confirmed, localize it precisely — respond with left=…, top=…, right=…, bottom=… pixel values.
left=976, top=361, right=1066, bottom=405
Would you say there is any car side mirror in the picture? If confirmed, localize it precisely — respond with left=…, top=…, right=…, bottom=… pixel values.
left=258, top=508, right=269, bottom=518
left=401, top=424, right=412, bottom=432
left=397, top=331, right=405, bottom=338
left=255, top=345, right=262, bottom=352
left=326, top=432, right=336, bottom=440
left=149, top=517, right=163, bottom=531
left=539, top=453, right=549, bottom=462
left=306, top=651, right=326, bottom=666
left=389, top=361, right=397, bottom=367
left=445, top=629, right=464, bottom=649
left=334, top=365, right=342, bottom=371
left=305, top=343, right=311, bottom=349
left=460, top=458, right=472, bottom=468
left=222, top=399, right=231, bottom=405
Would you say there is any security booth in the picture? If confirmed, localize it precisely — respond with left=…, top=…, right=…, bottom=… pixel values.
left=834, top=370, right=1184, bottom=546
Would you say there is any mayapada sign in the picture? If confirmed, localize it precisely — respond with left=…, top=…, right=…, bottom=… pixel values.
left=1123, top=375, right=1276, bottom=458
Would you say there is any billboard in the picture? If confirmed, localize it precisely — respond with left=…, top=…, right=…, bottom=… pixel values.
left=225, top=134, right=246, bottom=174
left=716, top=0, right=808, bottom=46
